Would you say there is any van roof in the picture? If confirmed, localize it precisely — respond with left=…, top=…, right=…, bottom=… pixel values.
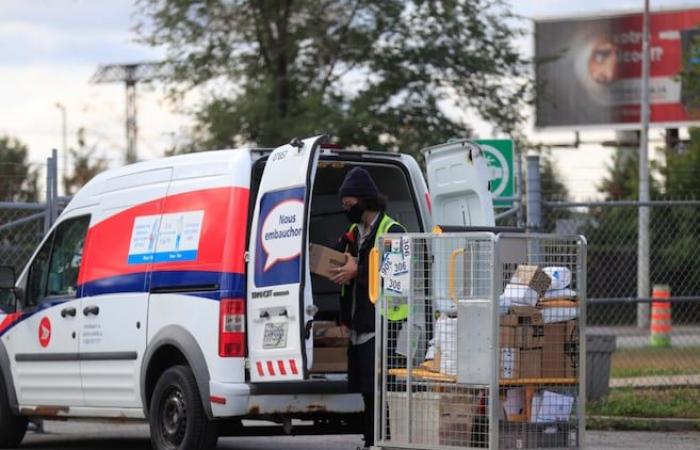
left=64, top=146, right=412, bottom=214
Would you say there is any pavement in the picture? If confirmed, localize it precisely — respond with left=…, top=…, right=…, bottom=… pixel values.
left=610, top=373, right=700, bottom=388
left=12, top=421, right=700, bottom=450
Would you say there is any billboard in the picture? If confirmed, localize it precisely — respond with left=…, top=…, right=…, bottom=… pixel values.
left=535, top=8, right=700, bottom=129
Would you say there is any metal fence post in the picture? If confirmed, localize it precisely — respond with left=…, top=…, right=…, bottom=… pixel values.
left=51, top=148, right=59, bottom=225
left=637, top=0, right=651, bottom=329
left=44, top=153, right=53, bottom=234
left=517, top=145, right=525, bottom=229
left=526, top=154, right=542, bottom=232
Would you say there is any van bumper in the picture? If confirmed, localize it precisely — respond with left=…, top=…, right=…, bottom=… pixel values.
left=209, top=381, right=250, bottom=417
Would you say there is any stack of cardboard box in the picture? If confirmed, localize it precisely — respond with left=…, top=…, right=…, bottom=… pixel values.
left=310, top=321, right=349, bottom=372
left=542, top=319, right=578, bottom=378
left=499, top=306, right=544, bottom=379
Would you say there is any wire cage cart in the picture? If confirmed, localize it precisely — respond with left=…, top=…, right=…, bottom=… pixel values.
left=370, top=232, right=586, bottom=449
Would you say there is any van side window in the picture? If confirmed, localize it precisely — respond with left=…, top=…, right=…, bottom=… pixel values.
left=25, top=215, right=90, bottom=307
left=25, top=237, right=53, bottom=308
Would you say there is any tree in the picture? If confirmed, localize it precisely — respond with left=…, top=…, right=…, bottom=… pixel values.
left=597, top=147, right=662, bottom=201
left=136, top=0, right=531, bottom=158
left=0, top=135, right=39, bottom=202
left=62, top=128, right=108, bottom=195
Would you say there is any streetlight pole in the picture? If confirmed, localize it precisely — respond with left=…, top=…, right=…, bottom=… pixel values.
left=638, top=0, right=651, bottom=328
left=54, top=102, right=67, bottom=190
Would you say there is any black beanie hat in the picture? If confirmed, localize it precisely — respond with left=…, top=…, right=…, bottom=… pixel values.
left=339, top=167, right=379, bottom=199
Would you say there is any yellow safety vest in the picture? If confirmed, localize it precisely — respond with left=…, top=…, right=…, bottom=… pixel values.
left=345, top=214, right=408, bottom=322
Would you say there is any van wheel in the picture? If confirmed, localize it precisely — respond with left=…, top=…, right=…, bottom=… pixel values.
left=0, top=377, right=27, bottom=449
left=149, top=365, right=218, bottom=450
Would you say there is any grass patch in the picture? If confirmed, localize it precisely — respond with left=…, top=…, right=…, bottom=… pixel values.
left=588, top=387, right=700, bottom=418
left=611, top=346, right=700, bottom=378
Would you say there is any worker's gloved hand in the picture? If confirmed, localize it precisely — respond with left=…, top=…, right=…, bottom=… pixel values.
left=329, top=254, right=357, bottom=285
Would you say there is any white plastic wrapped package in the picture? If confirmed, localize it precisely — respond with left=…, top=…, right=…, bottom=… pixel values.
left=541, top=307, right=578, bottom=324
left=531, top=390, right=574, bottom=423
left=435, top=313, right=458, bottom=376
left=499, top=283, right=539, bottom=309
left=543, top=288, right=577, bottom=300
left=543, top=266, right=572, bottom=290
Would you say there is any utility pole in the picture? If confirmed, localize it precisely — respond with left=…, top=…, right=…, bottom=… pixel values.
left=91, top=62, right=170, bottom=164
left=638, top=0, right=651, bottom=329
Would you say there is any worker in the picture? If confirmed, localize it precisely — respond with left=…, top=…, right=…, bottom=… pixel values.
left=330, top=167, right=405, bottom=449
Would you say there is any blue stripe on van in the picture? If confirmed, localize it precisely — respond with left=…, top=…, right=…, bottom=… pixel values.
left=0, top=272, right=246, bottom=339
left=79, top=270, right=246, bottom=300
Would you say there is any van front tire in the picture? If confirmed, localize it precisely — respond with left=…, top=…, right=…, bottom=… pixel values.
left=149, top=365, right=218, bottom=450
left=0, top=377, right=27, bottom=449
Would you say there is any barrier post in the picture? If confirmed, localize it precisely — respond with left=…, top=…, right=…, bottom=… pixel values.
left=650, top=284, right=671, bottom=348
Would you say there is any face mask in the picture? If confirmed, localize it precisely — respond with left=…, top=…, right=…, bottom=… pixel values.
left=345, top=203, right=364, bottom=223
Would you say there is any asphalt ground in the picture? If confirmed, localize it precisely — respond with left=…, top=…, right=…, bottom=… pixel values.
left=11, top=421, right=700, bottom=449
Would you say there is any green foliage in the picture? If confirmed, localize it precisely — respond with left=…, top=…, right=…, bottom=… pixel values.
left=597, top=148, right=662, bottom=201
left=588, top=388, right=700, bottom=419
left=136, top=0, right=531, bottom=157
left=62, top=128, right=108, bottom=195
left=0, top=135, right=39, bottom=202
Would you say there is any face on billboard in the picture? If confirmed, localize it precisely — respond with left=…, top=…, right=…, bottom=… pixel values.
left=588, top=38, right=618, bottom=84
left=535, top=9, right=700, bottom=128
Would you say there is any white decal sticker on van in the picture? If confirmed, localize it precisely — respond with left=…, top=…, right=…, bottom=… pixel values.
left=260, top=199, right=304, bottom=271
left=128, top=211, right=204, bottom=264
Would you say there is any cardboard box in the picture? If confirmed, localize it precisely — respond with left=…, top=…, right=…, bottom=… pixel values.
left=542, top=320, right=579, bottom=378
left=500, top=348, right=542, bottom=379
left=511, top=265, right=552, bottom=297
left=311, top=346, right=347, bottom=372
left=439, top=389, right=484, bottom=447
left=500, top=306, right=544, bottom=349
left=309, top=243, right=348, bottom=279
left=313, top=321, right=349, bottom=347
left=501, top=306, right=544, bottom=326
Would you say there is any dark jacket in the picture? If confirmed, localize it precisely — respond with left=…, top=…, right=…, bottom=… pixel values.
left=336, top=212, right=404, bottom=334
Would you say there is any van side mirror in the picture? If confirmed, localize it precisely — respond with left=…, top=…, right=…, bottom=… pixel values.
left=0, top=266, right=17, bottom=313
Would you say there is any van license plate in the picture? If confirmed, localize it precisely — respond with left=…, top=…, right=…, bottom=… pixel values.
left=263, top=322, right=287, bottom=349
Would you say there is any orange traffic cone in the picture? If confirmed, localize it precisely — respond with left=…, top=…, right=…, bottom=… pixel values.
left=650, top=284, right=671, bottom=348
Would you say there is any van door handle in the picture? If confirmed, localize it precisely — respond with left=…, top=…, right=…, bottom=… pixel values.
left=259, top=311, right=270, bottom=319
left=83, top=305, right=100, bottom=316
left=61, top=307, right=76, bottom=318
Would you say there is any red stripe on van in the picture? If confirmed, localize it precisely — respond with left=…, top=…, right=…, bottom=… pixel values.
left=266, top=361, right=276, bottom=376
left=0, top=313, right=20, bottom=334
left=289, top=359, right=298, bottom=375
left=256, top=361, right=264, bottom=377
left=277, top=360, right=287, bottom=375
left=79, top=186, right=249, bottom=286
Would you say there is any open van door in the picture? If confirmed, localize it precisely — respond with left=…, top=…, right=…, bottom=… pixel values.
left=423, top=140, right=495, bottom=227
left=247, top=135, right=326, bottom=382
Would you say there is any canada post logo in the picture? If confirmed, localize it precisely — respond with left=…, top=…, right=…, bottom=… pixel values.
left=254, top=187, right=305, bottom=287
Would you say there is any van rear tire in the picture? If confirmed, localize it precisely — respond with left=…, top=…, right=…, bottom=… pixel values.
left=0, top=376, right=27, bottom=449
left=149, top=365, right=218, bottom=450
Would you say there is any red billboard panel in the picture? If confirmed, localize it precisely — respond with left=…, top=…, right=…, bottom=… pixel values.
left=535, top=9, right=700, bottom=129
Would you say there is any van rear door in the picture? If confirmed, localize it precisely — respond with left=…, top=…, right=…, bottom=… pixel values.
left=423, top=140, right=495, bottom=227
left=247, top=135, right=326, bottom=382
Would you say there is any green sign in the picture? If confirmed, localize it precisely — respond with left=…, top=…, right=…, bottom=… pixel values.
left=475, top=139, right=515, bottom=207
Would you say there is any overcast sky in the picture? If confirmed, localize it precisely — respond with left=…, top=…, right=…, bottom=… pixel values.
left=0, top=0, right=697, bottom=198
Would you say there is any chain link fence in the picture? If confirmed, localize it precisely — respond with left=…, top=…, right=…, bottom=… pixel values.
left=544, top=200, right=700, bottom=393
left=0, top=152, right=60, bottom=276
left=0, top=203, right=47, bottom=275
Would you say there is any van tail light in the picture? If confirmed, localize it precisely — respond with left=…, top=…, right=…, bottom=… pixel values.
left=425, top=192, right=433, bottom=215
left=219, top=298, right=246, bottom=357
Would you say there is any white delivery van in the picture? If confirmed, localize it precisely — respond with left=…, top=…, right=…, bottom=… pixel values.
left=0, top=136, right=494, bottom=450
